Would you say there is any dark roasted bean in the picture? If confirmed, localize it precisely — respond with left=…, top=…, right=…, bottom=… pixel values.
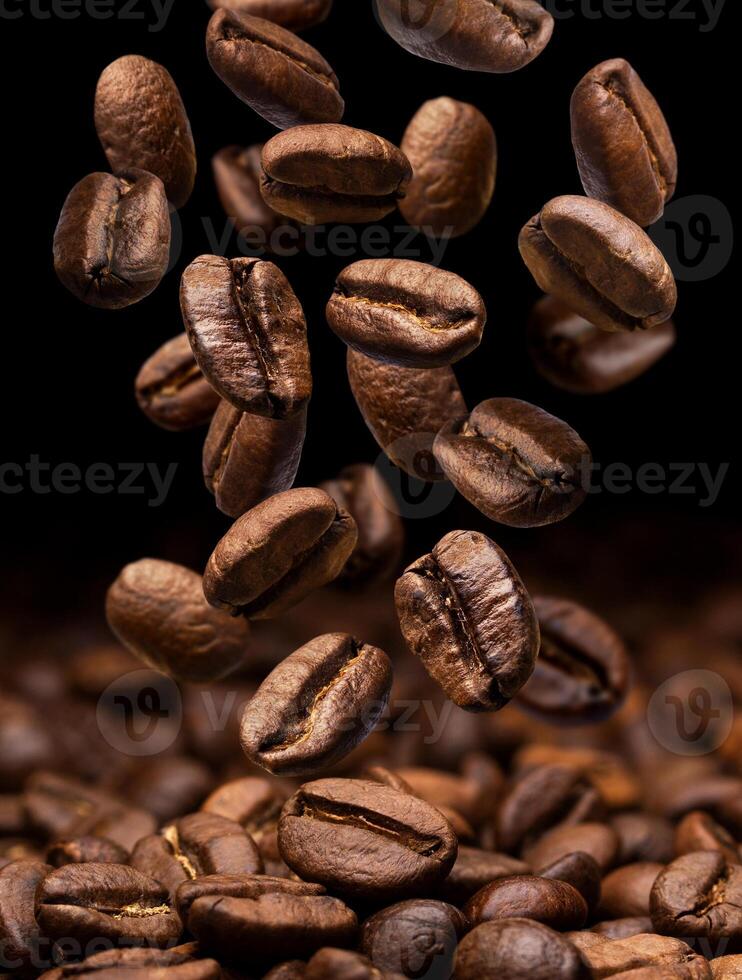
left=464, top=874, right=588, bottom=931
left=175, top=872, right=324, bottom=921
left=361, top=899, right=466, bottom=978
left=46, top=837, right=129, bottom=867
left=524, top=823, right=619, bottom=872
left=436, top=847, right=530, bottom=906
left=0, top=860, right=52, bottom=973
left=135, top=334, right=220, bottom=432
left=208, top=0, right=333, bottom=32
left=598, top=863, right=664, bottom=920
left=539, top=851, right=602, bottom=914
left=453, top=919, right=589, bottom=979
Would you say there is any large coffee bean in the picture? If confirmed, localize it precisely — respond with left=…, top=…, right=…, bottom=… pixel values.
left=650, top=852, right=742, bottom=948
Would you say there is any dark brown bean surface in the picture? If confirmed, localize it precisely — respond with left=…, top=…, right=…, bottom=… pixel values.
left=361, top=899, right=466, bottom=978
left=525, top=823, right=620, bottom=872
left=598, top=862, right=663, bottom=920
left=208, top=0, right=333, bottom=32
left=0, top=860, right=51, bottom=972
left=539, top=851, right=603, bottom=914
left=106, top=559, right=250, bottom=682
left=519, top=195, right=677, bottom=334
left=212, top=145, right=298, bottom=247
left=34, top=945, right=219, bottom=980
left=436, top=847, right=530, bottom=906
left=175, top=872, right=324, bottom=920
left=327, top=259, right=485, bottom=367
left=465, top=874, right=588, bottom=931
left=180, top=255, right=312, bottom=420
left=453, top=919, right=589, bottom=979
left=650, top=851, right=742, bottom=947
left=46, top=836, right=129, bottom=867
left=94, top=56, right=196, bottom=209
left=611, top=813, right=676, bottom=866
left=136, top=333, right=220, bottom=432
left=674, top=811, right=740, bottom=863
left=571, top=58, right=677, bottom=227
left=434, top=397, right=591, bottom=527
left=53, top=170, right=170, bottom=310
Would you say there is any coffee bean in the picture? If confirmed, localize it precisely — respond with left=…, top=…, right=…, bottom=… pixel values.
left=528, top=296, right=676, bottom=395
left=525, top=823, right=619, bottom=873
left=361, top=899, right=466, bottom=978
left=136, top=333, right=220, bottom=432
left=180, top=255, right=312, bottom=420
left=35, top=945, right=220, bottom=980
left=0, top=860, right=51, bottom=972
left=208, top=0, right=333, bottom=31
left=202, top=488, right=358, bottom=620
left=94, top=56, right=196, bottom=210
left=175, top=872, right=324, bottom=921
left=611, top=813, right=676, bottom=866
left=437, top=847, right=530, bottom=906
left=327, top=259, right=485, bottom=368
left=516, top=596, right=631, bottom=724
left=539, top=851, right=603, bottom=914
left=376, top=0, right=554, bottom=74
left=590, top=916, right=654, bottom=941
left=206, top=9, right=343, bottom=128
left=519, top=195, right=677, bottom=334
left=347, top=349, right=467, bottom=482
left=395, top=529, right=539, bottom=711
left=278, top=777, right=458, bottom=900
left=203, top=400, right=307, bottom=519
left=516, top=745, right=641, bottom=814
left=568, top=931, right=710, bottom=977
left=261, top=126, right=411, bottom=225
left=53, top=170, right=170, bottom=310
left=0, top=699, right=58, bottom=791
left=201, top=777, right=288, bottom=845
left=123, top=758, right=214, bottom=824
left=46, top=836, right=129, bottom=867
left=453, top=919, right=588, bottom=979
left=674, top=811, right=740, bottom=863
left=711, top=956, right=742, bottom=979
left=435, top=398, right=590, bottom=527
left=571, top=59, right=677, bottom=228
left=465, top=874, right=589, bottom=931
left=262, top=962, right=308, bottom=980
left=106, top=559, right=250, bottom=682
left=650, top=851, right=742, bottom=946
left=212, top=145, right=298, bottom=247
left=320, top=465, right=404, bottom=586
left=400, top=97, right=496, bottom=238
left=395, top=763, right=499, bottom=828
left=305, top=948, right=386, bottom=980
left=598, top=863, right=663, bottom=920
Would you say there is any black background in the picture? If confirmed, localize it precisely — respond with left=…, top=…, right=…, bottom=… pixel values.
left=0, top=0, right=737, bottom=629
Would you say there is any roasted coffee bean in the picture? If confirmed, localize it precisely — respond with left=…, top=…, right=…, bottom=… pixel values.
left=106, top=559, right=250, bottom=682
left=516, top=596, right=631, bottom=724
left=361, top=899, right=465, bottom=978
left=453, top=919, right=588, bottom=979
left=327, top=259, right=485, bottom=368
left=395, top=530, right=539, bottom=711
left=674, top=811, right=740, bottom=863
left=203, top=488, right=357, bottom=620
left=53, top=170, right=170, bottom=310
left=434, top=398, right=590, bottom=528
left=515, top=745, right=640, bottom=813
left=650, top=852, right=742, bottom=946
left=180, top=255, right=312, bottom=419
left=571, top=59, right=677, bottom=228
left=347, top=350, right=467, bottom=482
left=306, top=948, right=391, bottom=980
left=711, top=956, right=742, bottom=979
left=278, top=777, right=458, bottom=900
left=208, top=0, right=332, bottom=31
left=400, top=97, right=496, bottom=238
left=567, top=931, right=709, bottom=977
left=526, top=823, right=620, bottom=872
left=46, top=836, right=129, bottom=867
left=36, top=863, right=181, bottom=949
left=240, top=633, right=392, bottom=776
left=136, top=333, right=220, bottom=432
left=376, top=0, right=554, bottom=73
left=124, top=757, right=214, bottom=822
left=320, top=465, right=404, bottom=585
left=590, top=916, right=655, bottom=940
left=0, top=860, right=51, bottom=972
left=186, top=891, right=357, bottom=963
left=261, top=126, right=411, bottom=225
left=36, top=945, right=219, bottom=980
left=519, top=195, right=677, bottom=334
left=0, top=698, right=58, bottom=791
left=206, top=9, right=343, bottom=128
left=438, top=848, right=530, bottom=907
left=203, top=400, right=307, bottom=519
left=539, top=851, right=602, bottom=914
left=611, top=813, right=676, bottom=866
left=262, top=963, right=307, bottom=980
left=94, top=56, right=196, bottom=209
left=465, top=874, right=588, bottom=931
left=395, top=763, right=499, bottom=829
left=175, top=872, right=324, bottom=920
left=201, top=777, right=288, bottom=845
left=598, top=863, right=663, bottom=920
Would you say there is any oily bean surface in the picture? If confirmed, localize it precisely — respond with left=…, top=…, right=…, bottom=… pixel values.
left=464, top=875, right=588, bottom=931
left=136, top=333, right=220, bottom=432
left=436, top=847, right=530, bottom=905
left=0, top=860, right=52, bottom=971
left=524, top=822, right=620, bottom=872
left=539, top=851, right=603, bottom=913
left=175, top=872, right=324, bottom=921
left=33, top=945, right=219, bottom=979
left=360, top=899, right=466, bottom=978
left=650, top=851, right=742, bottom=946
left=46, top=836, right=129, bottom=867
left=453, top=918, right=589, bottom=979
left=207, top=0, right=333, bottom=32
left=674, top=811, right=741, bottom=863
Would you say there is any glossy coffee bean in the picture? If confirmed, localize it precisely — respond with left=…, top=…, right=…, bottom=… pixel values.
left=175, top=872, right=324, bottom=921
left=208, top=0, right=333, bottom=32
left=650, top=851, right=742, bottom=947
left=203, top=400, right=307, bottom=519
left=53, top=170, right=170, bottom=310
left=0, top=860, right=51, bottom=972
left=395, top=529, right=539, bottom=711
left=327, top=259, right=485, bottom=367
left=35, top=945, right=219, bottom=980
left=136, top=333, right=220, bottom=432
left=465, top=874, right=588, bottom=931
left=516, top=596, right=631, bottom=724
left=525, top=823, right=620, bottom=872
left=519, top=196, right=677, bottom=334
left=278, top=777, right=458, bottom=900
left=361, top=899, right=466, bottom=978
left=201, top=777, right=288, bottom=846
left=598, top=863, right=663, bottom=920
left=180, top=255, right=312, bottom=420
left=434, top=398, right=590, bottom=528
left=206, top=9, right=343, bottom=128
left=347, top=350, right=467, bottom=482
left=436, top=847, right=530, bottom=906
left=453, top=919, right=588, bottom=979
left=212, top=145, right=295, bottom=244
left=261, top=126, right=411, bottom=225
left=203, top=488, right=357, bottom=620
left=106, top=559, right=250, bottom=682
left=675, top=811, right=740, bottom=863
left=539, top=851, right=602, bottom=914
left=528, top=296, right=676, bottom=395
left=94, top=56, right=196, bottom=209
left=46, top=836, right=129, bottom=867
left=376, top=0, right=553, bottom=73
left=240, top=633, right=393, bottom=776
left=571, top=59, right=677, bottom=227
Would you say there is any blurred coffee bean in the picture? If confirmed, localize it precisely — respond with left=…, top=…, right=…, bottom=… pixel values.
left=46, top=836, right=129, bottom=867
left=597, top=863, right=663, bottom=919
left=0, top=860, right=52, bottom=973
left=136, top=334, right=220, bottom=432
left=539, top=851, right=602, bottom=914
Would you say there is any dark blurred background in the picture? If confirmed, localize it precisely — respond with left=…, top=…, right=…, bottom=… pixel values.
left=0, top=0, right=737, bottom=634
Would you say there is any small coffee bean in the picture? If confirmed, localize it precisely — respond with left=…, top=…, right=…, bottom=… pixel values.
left=212, top=145, right=298, bottom=246
left=434, top=398, right=591, bottom=527
left=203, top=400, right=307, bottom=519
left=395, top=529, right=539, bottom=711
left=465, top=875, right=588, bottom=931
left=136, top=333, right=220, bottom=432
left=106, top=559, right=250, bottom=682
left=53, top=170, right=170, bottom=310
left=305, top=948, right=387, bottom=980
left=525, top=823, right=620, bottom=873
left=206, top=9, right=343, bottom=128
left=400, top=97, right=496, bottom=238
left=519, top=195, right=677, bottom=334
left=611, top=813, right=676, bottom=866
left=94, top=56, right=196, bottom=210
left=395, top=764, right=499, bottom=828
left=674, top=811, right=740, bottom=863
left=453, top=919, right=588, bottom=979
left=46, top=836, right=129, bottom=867
left=590, top=917, right=654, bottom=940
left=376, top=0, right=554, bottom=73
left=599, top=863, right=664, bottom=920
left=571, top=59, right=677, bottom=228
left=347, top=349, right=467, bottom=482
left=175, top=872, right=324, bottom=921
left=180, top=255, right=312, bottom=420
left=361, top=899, right=466, bottom=978
left=240, top=633, right=393, bottom=776
left=0, top=860, right=52, bottom=972
left=539, top=851, right=603, bottom=914
left=567, top=931, right=708, bottom=977
left=35, top=945, right=220, bottom=980
left=202, top=488, right=358, bottom=620
left=261, top=126, right=411, bottom=225
left=208, top=0, right=333, bottom=31
left=327, top=259, right=485, bottom=368
left=515, top=746, right=640, bottom=813
left=201, top=777, right=288, bottom=846
left=650, top=852, right=742, bottom=946
left=278, top=777, right=458, bottom=900
left=436, top=847, right=530, bottom=906
left=516, top=596, right=631, bottom=724
left=123, top=757, right=214, bottom=823
left=528, top=296, right=676, bottom=395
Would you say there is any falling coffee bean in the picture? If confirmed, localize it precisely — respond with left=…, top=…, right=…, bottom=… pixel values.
left=207, top=0, right=333, bottom=31
left=135, top=333, right=220, bottom=432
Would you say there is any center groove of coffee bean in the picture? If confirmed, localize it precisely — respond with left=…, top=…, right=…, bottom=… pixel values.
left=162, top=824, right=199, bottom=879
left=142, top=363, right=202, bottom=402
left=298, top=797, right=443, bottom=855
left=334, top=291, right=471, bottom=333
left=601, top=79, right=667, bottom=194
left=491, top=1, right=537, bottom=41
left=539, top=636, right=611, bottom=694
left=460, top=420, right=569, bottom=490
left=692, top=869, right=731, bottom=918
left=230, top=263, right=275, bottom=403
left=219, top=29, right=335, bottom=89
left=111, top=903, right=172, bottom=919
